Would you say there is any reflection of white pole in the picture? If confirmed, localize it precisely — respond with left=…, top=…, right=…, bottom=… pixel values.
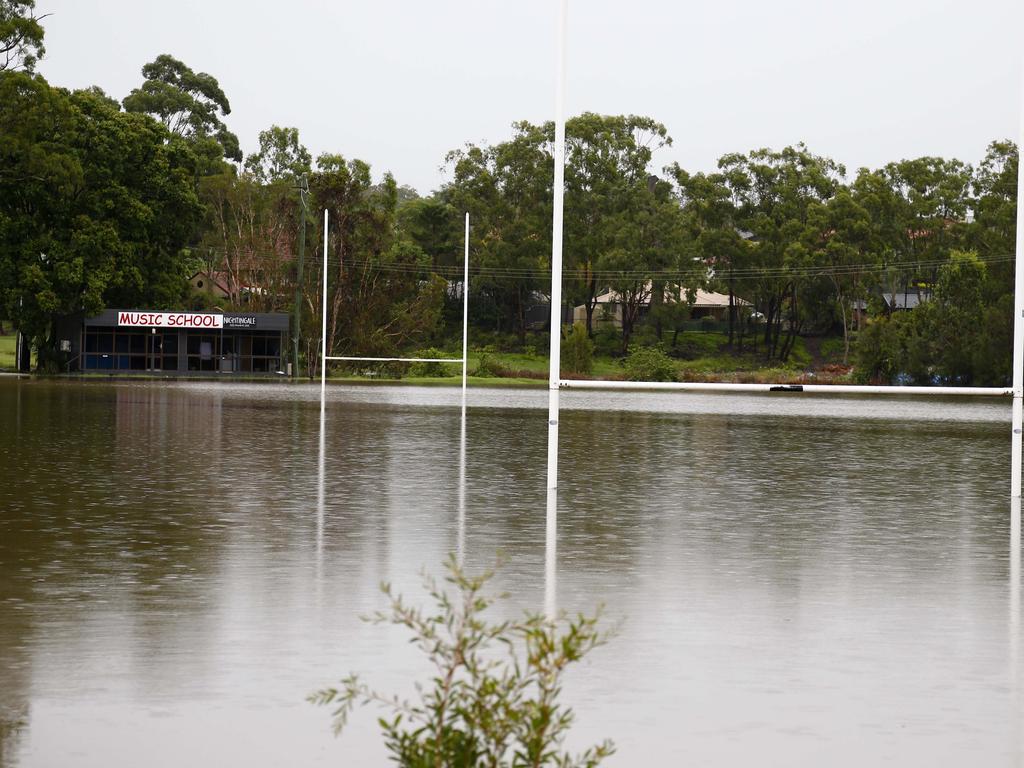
left=1011, top=497, right=1021, bottom=750
left=321, top=210, right=329, bottom=403
left=317, top=394, right=326, bottom=579
left=545, top=0, right=568, bottom=494
left=457, top=406, right=467, bottom=567
left=462, top=213, right=470, bottom=409
left=545, top=486, right=558, bottom=618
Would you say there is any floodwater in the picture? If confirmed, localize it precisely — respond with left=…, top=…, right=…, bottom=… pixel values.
left=0, top=379, right=1021, bottom=767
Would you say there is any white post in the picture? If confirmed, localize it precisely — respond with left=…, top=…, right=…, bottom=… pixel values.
left=545, top=0, right=568, bottom=494
left=1012, top=59, right=1024, bottom=497
left=321, top=209, right=329, bottom=404
left=462, top=212, right=470, bottom=408
left=458, top=212, right=470, bottom=567
left=543, top=0, right=568, bottom=620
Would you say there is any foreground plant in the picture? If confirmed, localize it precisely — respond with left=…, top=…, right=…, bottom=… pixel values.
left=309, top=555, right=614, bottom=768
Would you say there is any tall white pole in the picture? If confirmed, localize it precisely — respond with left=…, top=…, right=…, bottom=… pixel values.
left=321, top=209, right=329, bottom=405
left=459, top=213, right=469, bottom=567
left=462, top=212, right=470, bottom=408
left=545, top=0, right=568, bottom=493
left=543, top=0, right=568, bottom=620
left=1012, top=58, right=1024, bottom=497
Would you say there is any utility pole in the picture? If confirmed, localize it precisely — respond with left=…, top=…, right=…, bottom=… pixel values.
left=293, top=174, right=309, bottom=378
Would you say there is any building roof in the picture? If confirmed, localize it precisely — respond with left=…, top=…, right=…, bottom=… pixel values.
left=587, top=286, right=751, bottom=308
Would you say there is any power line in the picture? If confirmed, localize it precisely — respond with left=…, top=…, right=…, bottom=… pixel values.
left=189, top=244, right=1016, bottom=284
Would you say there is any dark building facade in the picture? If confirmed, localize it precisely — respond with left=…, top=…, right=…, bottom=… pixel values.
left=64, top=310, right=289, bottom=374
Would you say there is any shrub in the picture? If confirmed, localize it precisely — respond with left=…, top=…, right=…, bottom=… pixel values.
left=310, top=556, right=615, bottom=768
left=409, top=347, right=458, bottom=378
left=472, top=352, right=506, bottom=378
left=591, top=327, right=621, bottom=357
left=561, top=323, right=594, bottom=375
left=623, top=345, right=677, bottom=382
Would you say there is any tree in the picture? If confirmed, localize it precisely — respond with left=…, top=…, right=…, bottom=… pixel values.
left=597, top=177, right=695, bottom=354
left=868, top=157, right=971, bottom=310
left=672, top=167, right=747, bottom=347
left=563, top=113, right=675, bottom=338
left=445, top=122, right=552, bottom=343
left=0, top=72, right=204, bottom=366
left=0, top=0, right=45, bottom=72
left=197, top=170, right=299, bottom=311
left=715, top=144, right=846, bottom=361
left=308, top=154, right=444, bottom=373
left=243, top=125, right=311, bottom=184
left=804, top=189, right=876, bottom=363
left=123, top=54, right=241, bottom=164
left=310, top=556, right=614, bottom=768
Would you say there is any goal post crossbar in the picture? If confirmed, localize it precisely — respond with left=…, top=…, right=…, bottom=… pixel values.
left=557, top=380, right=1012, bottom=397
left=325, top=356, right=465, bottom=364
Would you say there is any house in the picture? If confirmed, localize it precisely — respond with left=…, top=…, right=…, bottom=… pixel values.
left=188, top=270, right=231, bottom=301
left=188, top=270, right=270, bottom=304
left=852, top=288, right=932, bottom=325
left=573, top=286, right=751, bottom=328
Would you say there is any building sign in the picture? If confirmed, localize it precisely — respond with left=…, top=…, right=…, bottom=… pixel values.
left=117, top=311, right=223, bottom=329
left=223, top=315, right=257, bottom=328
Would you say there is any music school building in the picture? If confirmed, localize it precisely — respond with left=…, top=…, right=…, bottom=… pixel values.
left=68, top=309, right=290, bottom=374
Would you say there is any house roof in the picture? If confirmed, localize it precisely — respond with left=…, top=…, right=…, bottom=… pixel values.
left=588, top=286, right=751, bottom=308
left=188, top=270, right=232, bottom=295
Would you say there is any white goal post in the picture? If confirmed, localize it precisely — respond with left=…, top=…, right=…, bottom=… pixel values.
left=543, top=0, right=1024, bottom=497
left=319, top=211, right=471, bottom=402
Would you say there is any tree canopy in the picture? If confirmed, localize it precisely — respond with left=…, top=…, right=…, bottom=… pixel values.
left=123, top=54, right=242, bottom=164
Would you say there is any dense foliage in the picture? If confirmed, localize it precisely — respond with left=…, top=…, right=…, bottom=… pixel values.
left=1, top=7, right=1019, bottom=383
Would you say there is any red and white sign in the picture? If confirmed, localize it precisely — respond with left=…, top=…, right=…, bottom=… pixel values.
left=117, top=311, right=223, bottom=329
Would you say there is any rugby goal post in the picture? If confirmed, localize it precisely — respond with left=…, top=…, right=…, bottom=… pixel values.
left=543, top=0, right=1024, bottom=498
left=319, top=210, right=471, bottom=407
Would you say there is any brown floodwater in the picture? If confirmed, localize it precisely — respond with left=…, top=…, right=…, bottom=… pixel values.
left=0, top=379, right=1020, bottom=766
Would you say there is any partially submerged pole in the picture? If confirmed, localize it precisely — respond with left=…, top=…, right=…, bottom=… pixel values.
left=462, top=212, right=470, bottom=408
left=545, top=0, right=568, bottom=494
left=544, top=0, right=568, bottom=620
left=1012, top=60, right=1024, bottom=497
left=321, top=209, right=329, bottom=405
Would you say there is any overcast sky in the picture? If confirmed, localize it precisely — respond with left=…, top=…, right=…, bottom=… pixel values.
left=35, top=0, right=1024, bottom=194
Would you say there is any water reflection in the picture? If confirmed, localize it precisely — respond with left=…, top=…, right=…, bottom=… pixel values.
left=457, top=402, right=467, bottom=566
left=545, top=486, right=557, bottom=618
left=1012, top=496, right=1021, bottom=765
left=1, top=380, right=1021, bottom=767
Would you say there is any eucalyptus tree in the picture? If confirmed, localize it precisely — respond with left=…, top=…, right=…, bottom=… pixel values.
left=564, top=113, right=675, bottom=337
left=0, top=0, right=45, bottom=72
left=308, top=155, right=444, bottom=371
left=123, top=54, right=242, bottom=168
left=244, top=125, right=312, bottom=184
left=444, top=121, right=552, bottom=342
left=870, top=156, right=971, bottom=308
left=716, top=144, right=846, bottom=361
left=671, top=167, right=748, bottom=347
left=597, top=174, right=696, bottom=353
left=968, top=140, right=1018, bottom=301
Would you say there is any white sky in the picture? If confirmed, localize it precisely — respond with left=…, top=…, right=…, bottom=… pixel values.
left=35, top=0, right=1024, bottom=194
